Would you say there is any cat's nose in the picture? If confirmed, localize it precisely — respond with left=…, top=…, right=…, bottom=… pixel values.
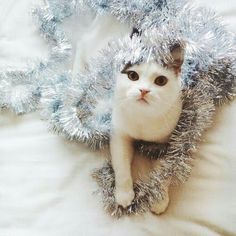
left=139, top=89, right=150, bottom=97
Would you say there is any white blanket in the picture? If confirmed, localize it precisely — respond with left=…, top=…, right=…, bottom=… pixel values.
left=0, top=0, right=236, bottom=235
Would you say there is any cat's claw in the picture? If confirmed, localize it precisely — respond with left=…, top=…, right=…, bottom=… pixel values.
left=115, top=189, right=135, bottom=208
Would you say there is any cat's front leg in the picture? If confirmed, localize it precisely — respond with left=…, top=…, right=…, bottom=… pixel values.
left=110, top=132, right=135, bottom=208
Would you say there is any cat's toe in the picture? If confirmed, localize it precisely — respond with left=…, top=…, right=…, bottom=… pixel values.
left=115, top=189, right=135, bottom=208
left=151, top=195, right=169, bottom=215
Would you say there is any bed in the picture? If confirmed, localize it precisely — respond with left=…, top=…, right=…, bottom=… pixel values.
left=0, top=0, right=235, bottom=235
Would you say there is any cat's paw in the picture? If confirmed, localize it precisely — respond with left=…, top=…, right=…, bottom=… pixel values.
left=150, top=194, right=169, bottom=215
left=115, top=189, right=135, bottom=208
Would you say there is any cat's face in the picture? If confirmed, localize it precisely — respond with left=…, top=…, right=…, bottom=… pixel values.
left=115, top=62, right=182, bottom=116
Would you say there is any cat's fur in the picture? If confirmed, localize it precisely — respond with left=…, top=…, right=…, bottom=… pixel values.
left=111, top=47, right=184, bottom=214
left=75, top=13, right=184, bottom=214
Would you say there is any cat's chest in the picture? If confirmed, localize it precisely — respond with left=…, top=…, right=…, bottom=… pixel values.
left=115, top=112, right=171, bottom=142
left=127, top=118, right=169, bottom=142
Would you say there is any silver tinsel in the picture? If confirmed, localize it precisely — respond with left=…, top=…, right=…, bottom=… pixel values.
left=41, top=0, right=236, bottom=217
left=0, top=0, right=75, bottom=114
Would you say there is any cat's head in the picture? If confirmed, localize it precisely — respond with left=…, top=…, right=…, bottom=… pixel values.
left=115, top=44, right=184, bottom=116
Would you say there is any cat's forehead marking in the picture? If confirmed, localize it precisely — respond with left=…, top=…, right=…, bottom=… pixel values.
left=128, top=63, right=174, bottom=78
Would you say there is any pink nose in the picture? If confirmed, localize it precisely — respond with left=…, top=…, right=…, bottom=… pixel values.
left=139, top=89, right=150, bottom=97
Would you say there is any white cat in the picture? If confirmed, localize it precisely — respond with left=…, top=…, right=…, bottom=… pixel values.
left=111, top=45, right=184, bottom=214
left=75, top=13, right=184, bottom=214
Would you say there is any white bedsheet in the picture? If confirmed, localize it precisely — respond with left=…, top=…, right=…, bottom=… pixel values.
left=0, top=1, right=236, bottom=235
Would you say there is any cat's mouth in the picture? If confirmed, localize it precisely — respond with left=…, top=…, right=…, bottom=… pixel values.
left=137, top=97, right=149, bottom=104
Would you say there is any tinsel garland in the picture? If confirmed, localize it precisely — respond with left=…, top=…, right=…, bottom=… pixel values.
left=0, top=0, right=75, bottom=114
left=78, top=0, right=186, bottom=28
left=41, top=0, right=236, bottom=217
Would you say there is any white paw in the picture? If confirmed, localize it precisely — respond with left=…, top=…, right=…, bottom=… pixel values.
left=151, top=194, right=169, bottom=215
left=115, top=189, right=135, bottom=208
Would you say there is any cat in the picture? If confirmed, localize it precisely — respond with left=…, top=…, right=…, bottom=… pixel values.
left=111, top=44, right=184, bottom=214
left=74, top=12, right=184, bottom=214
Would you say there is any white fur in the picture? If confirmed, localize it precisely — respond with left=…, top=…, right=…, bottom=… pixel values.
left=111, top=63, right=182, bottom=210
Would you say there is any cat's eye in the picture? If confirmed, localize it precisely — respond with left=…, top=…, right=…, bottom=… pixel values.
left=154, top=76, right=168, bottom=86
left=127, top=71, right=139, bottom=81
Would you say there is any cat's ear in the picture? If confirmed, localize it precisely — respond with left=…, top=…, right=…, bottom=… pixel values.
left=168, top=43, right=185, bottom=75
